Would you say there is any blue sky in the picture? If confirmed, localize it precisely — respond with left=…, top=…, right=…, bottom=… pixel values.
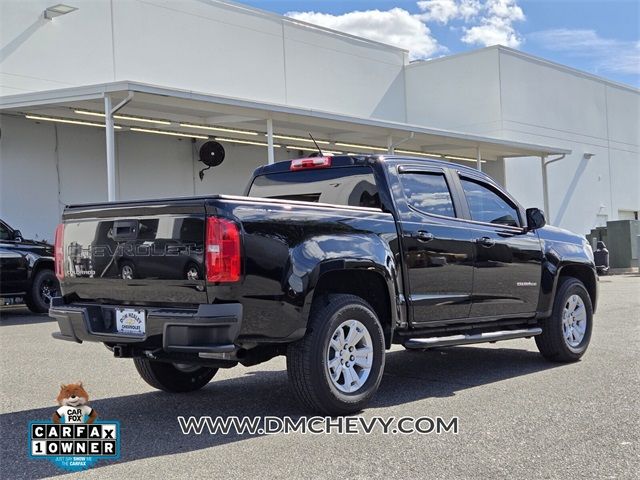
left=240, top=1, right=639, bottom=87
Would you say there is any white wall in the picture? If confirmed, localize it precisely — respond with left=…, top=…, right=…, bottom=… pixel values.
left=404, top=47, right=640, bottom=235
left=405, top=48, right=502, bottom=135
left=0, top=114, right=293, bottom=241
left=499, top=49, right=639, bottom=234
left=0, top=0, right=114, bottom=95
left=0, top=0, right=408, bottom=121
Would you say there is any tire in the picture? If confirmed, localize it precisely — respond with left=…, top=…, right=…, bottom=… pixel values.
left=25, top=269, right=59, bottom=313
left=133, top=358, right=218, bottom=393
left=286, top=294, right=386, bottom=416
left=120, top=261, right=136, bottom=280
left=536, top=277, right=593, bottom=362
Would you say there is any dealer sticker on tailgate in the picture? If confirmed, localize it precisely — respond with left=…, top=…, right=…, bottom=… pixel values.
left=115, top=308, right=146, bottom=336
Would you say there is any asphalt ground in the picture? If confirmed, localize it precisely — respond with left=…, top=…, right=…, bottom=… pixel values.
left=1, top=274, right=638, bottom=479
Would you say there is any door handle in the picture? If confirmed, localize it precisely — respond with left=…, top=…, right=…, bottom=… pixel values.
left=415, top=231, right=434, bottom=243
left=476, top=236, right=495, bottom=247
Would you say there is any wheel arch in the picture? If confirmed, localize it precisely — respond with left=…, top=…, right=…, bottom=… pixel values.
left=305, top=265, right=397, bottom=348
left=30, top=257, right=55, bottom=278
left=557, top=264, right=598, bottom=313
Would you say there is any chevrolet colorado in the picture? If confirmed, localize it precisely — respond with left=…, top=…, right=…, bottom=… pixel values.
left=50, top=155, right=597, bottom=415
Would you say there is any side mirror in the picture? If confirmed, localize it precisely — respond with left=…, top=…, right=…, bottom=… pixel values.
left=13, top=229, right=23, bottom=241
left=526, top=208, right=546, bottom=231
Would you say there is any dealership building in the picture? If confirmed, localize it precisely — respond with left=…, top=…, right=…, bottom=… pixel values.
left=1, top=0, right=639, bottom=256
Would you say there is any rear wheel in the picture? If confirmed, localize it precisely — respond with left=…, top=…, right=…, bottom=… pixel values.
left=536, top=277, right=593, bottom=362
left=25, top=269, right=59, bottom=313
left=120, top=261, right=136, bottom=280
left=287, top=294, right=385, bottom=415
left=133, top=358, right=217, bottom=392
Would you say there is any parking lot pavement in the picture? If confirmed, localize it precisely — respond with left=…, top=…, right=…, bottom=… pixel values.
left=1, top=275, right=638, bottom=479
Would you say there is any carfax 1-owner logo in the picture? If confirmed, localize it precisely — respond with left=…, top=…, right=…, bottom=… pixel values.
left=28, top=382, right=121, bottom=472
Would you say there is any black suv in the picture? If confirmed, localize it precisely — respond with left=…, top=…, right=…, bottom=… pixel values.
left=0, top=220, right=59, bottom=313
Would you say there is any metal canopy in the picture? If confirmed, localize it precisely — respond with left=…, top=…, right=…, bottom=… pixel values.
left=0, top=80, right=571, bottom=161
left=1, top=81, right=571, bottom=205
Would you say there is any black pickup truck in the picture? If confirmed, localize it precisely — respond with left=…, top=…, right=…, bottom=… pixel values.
left=50, top=155, right=597, bottom=415
left=1, top=219, right=59, bottom=312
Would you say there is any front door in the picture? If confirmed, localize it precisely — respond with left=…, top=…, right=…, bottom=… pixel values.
left=457, top=175, right=543, bottom=318
left=395, top=167, right=475, bottom=325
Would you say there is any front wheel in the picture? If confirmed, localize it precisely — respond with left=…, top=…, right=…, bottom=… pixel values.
left=133, top=358, right=218, bottom=392
left=536, top=277, right=593, bottom=362
left=287, top=294, right=386, bottom=416
left=25, top=269, right=59, bottom=313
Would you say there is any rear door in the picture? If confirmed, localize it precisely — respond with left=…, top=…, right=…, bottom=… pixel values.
left=454, top=173, right=543, bottom=318
left=394, top=165, right=475, bottom=325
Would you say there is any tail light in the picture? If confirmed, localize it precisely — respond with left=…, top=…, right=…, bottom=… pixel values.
left=54, top=223, right=64, bottom=280
left=290, top=157, right=332, bottom=171
left=205, top=217, right=241, bottom=282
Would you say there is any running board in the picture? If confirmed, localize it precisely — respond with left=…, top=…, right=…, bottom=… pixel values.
left=403, top=328, right=542, bottom=349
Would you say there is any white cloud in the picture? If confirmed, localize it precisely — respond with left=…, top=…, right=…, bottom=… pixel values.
left=286, top=8, right=444, bottom=60
left=417, top=0, right=481, bottom=23
left=462, top=17, right=522, bottom=48
left=460, top=0, right=525, bottom=48
left=286, top=1, right=527, bottom=60
left=530, top=29, right=640, bottom=76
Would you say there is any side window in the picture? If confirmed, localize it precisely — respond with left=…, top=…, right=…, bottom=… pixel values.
left=0, top=223, right=11, bottom=240
left=460, top=178, right=520, bottom=227
left=400, top=172, right=456, bottom=218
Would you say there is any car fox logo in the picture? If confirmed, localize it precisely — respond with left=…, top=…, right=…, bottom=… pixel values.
left=53, top=382, right=98, bottom=424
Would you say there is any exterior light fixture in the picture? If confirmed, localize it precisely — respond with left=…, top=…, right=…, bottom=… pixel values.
left=44, top=4, right=78, bottom=20
left=215, top=137, right=280, bottom=148
left=25, top=114, right=121, bottom=129
left=334, top=142, right=388, bottom=152
left=285, top=145, right=343, bottom=155
left=271, top=134, right=331, bottom=145
left=180, top=123, right=259, bottom=136
left=444, top=155, right=485, bottom=163
left=395, top=149, right=434, bottom=157
left=130, top=127, right=207, bottom=139
left=75, top=110, right=171, bottom=125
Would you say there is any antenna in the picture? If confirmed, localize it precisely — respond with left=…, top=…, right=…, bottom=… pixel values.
left=309, top=133, right=324, bottom=157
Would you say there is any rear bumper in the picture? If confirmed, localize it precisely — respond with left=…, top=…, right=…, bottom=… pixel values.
left=49, top=297, right=241, bottom=354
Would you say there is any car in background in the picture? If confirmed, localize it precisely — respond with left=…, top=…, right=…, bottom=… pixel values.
left=0, top=219, right=59, bottom=313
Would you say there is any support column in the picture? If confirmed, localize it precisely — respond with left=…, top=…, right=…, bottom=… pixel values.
left=476, top=146, right=482, bottom=171
left=387, top=135, right=394, bottom=155
left=104, top=95, right=116, bottom=202
left=266, top=117, right=274, bottom=164
left=541, top=155, right=550, bottom=215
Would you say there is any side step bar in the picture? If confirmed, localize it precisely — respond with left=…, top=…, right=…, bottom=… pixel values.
left=403, top=328, right=542, bottom=349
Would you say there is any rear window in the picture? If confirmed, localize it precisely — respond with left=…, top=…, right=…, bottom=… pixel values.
left=248, top=166, right=380, bottom=208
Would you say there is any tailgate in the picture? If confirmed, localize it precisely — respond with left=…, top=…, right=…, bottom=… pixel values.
left=60, top=199, right=208, bottom=305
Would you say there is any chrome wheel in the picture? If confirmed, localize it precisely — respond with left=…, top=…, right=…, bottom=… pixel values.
left=562, top=294, right=587, bottom=348
left=39, top=278, right=57, bottom=304
left=121, top=264, right=134, bottom=280
left=186, top=266, right=199, bottom=280
left=326, top=319, right=373, bottom=393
